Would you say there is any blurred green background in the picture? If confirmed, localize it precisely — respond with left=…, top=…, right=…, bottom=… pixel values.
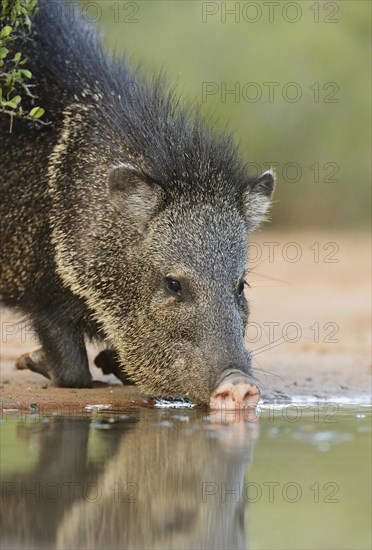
left=78, top=0, right=370, bottom=229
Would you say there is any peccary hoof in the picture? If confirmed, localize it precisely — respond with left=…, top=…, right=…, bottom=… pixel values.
left=16, top=349, right=51, bottom=379
left=15, top=349, right=93, bottom=388
left=94, top=349, right=135, bottom=386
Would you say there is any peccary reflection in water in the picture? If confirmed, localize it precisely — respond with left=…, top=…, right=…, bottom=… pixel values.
left=1, top=412, right=256, bottom=549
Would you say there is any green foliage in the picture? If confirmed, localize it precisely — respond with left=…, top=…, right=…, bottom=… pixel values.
left=0, top=0, right=45, bottom=125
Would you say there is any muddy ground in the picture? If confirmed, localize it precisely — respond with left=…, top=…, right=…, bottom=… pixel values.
left=1, top=231, right=370, bottom=412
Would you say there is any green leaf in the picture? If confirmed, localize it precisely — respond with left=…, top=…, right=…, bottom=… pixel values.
left=5, top=73, right=13, bottom=87
left=0, top=26, right=12, bottom=37
left=5, top=95, right=22, bottom=108
left=29, top=106, right=45, bottom=119
left=13, top=51, right=22, bottom=62
left=0, top=47, right=9, bottom=59
left=21, top=69, right=32, bottom=78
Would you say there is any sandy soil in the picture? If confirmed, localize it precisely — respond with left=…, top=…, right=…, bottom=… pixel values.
left=1, top=231, right=371, bottom=412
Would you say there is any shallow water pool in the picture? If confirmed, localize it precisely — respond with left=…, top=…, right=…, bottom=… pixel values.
left=1, top=404, right=370, bottom=549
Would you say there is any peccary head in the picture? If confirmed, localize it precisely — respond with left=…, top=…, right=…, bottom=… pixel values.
left=98, top=162, right=275, bottom=406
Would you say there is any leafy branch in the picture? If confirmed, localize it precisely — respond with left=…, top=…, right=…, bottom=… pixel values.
left=1, top=0, right=47, bottom=126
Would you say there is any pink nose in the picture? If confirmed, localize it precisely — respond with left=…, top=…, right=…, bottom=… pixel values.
left=209, top=372, right=260, bottom=410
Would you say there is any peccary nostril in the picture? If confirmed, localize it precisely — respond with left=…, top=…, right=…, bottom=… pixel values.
left=209, top=373, right=260, bottom=410
left=243, top=391, right=253, bottom=402
left=216, top=391, right=229, bottom=400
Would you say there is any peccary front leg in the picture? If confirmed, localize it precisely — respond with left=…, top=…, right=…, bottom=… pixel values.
left=16, top=313, right=92, bottom=388
left=94, top=349, right=135, bottom=385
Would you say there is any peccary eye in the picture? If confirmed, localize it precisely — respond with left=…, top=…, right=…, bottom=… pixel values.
left=238, top=279, right=246, bottom=297
left=165, top=277, right=182, bottom=296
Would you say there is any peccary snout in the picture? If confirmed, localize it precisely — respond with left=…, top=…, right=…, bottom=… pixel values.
left=210, top=370, right=260, bottom=410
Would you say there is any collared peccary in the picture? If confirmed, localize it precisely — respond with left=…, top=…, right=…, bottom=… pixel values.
left=0, top=1, right=275, bottom=408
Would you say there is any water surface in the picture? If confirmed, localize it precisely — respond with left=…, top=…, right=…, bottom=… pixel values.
left=1, top=404, right=370, bottom=549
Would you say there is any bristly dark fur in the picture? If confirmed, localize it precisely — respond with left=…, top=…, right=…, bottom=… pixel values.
left=23, top=0, right=248, bottom=191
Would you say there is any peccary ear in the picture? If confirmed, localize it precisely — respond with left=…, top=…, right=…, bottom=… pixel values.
left=241, top=169, right=276, bottom=231
left=108, top=165, right=164, bottom=233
